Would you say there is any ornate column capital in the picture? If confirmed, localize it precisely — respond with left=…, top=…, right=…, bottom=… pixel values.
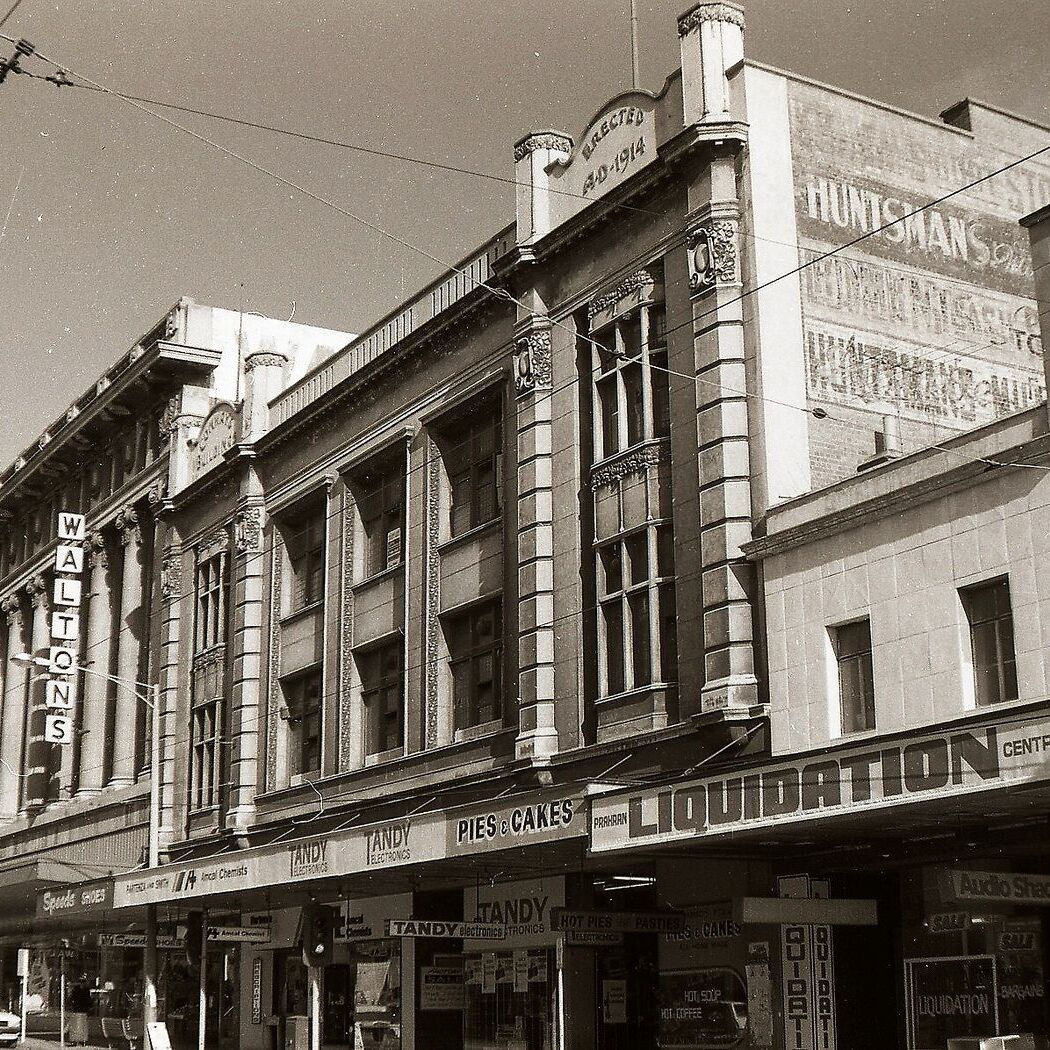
left=1, top=593, right=21, bottom=624
left=25, top=573, right=49, bottom=608
left=115, top=506, right=141, bottom=546
left=513, top=132, right=573, bottom=163
left=513, top=327, right=553, bottom=398
left=686, top=219, right=739, bottom=294
left=86, top=530, right=108, bottom=570
left=244, top=350, right=289, bottom=373
left=677, top=2, right=746, bottom=36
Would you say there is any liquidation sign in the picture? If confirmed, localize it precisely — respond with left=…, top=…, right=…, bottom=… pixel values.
left=590, top=714, right=1050, bottom=852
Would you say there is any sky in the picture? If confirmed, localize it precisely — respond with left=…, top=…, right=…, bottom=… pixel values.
left=0, top=0, right=1048, bottom=465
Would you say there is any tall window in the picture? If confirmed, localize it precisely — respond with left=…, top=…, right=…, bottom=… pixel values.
left=441, top=404, right=502, bottom=538
left=196, top=550, right=227, bottom=651
left=597, top=525, right=677, bottom=696
left=282, top=669, right=322, bottom=778
left=592, top=299, right=670, bottom=459
left=355, top=458, right=405, bottom=579
left=962, top=578, right=1018, bottom=707
left=190, top=701, right=220, bottom=811
left=285, top=503, right=326, bottom=613
left=446, top=600, right=503, bottom=730
left=833, top=619, right=875, bottom=734
left=358, top=640, right=404, bottom=756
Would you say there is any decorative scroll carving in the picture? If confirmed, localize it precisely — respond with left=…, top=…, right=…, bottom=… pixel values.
left=115, top=506, right=141, bottom=546
left=677, top=2, right=746, bottom=35
left=590, top=442, right=663, bottom=490
left=513, top=329, right=553, bottom=397
left=86, top=531, right=108, bottom=570
left=686, top=221, right=738, bottom=293
left=234, top=508, right=262, bottom=555
left=266, top=533, right=284, bottom=792
left=423, top=445, right=441, bottom=748
left=338, top=491, right=356, bottom=771
left=146, top=476, right=168, bottom=507
left=588, top=269, right=655, bottom=322
left=1, top=593, right=21, bottom=625
left=25, top=573, right=48, bottom=608
left=513, top=132, right=573, bottom=162
left=160, top=547, right=182, bottom=601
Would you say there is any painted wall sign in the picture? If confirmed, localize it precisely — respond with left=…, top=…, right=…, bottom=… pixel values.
left=36, top=880, right=113, bottom=918
left=904, top=955, right=998, bottom=1050
left=547, top=91, right=658, bottom=228
left=591, top=714, right=1050, bottom=852
left=948, top=869, right=1050, bottom=906
left=113, top=791, right=585, bottom=907
left=190, top=403, right=240, bottom=480
left=926, top=912, right=969, bottom=935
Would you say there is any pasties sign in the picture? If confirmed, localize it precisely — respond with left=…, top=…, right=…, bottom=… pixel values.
left=591, top=715, right=1050, bottom=852
left=547, top=91, right=658, bottom=228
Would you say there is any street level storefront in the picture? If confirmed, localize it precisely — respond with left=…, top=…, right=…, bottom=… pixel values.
left=589, top=704, right=1050, bottom=1050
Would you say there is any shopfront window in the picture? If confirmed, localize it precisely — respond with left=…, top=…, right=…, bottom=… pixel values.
left=323, top=940, right=401, bottom=1050
left=463, top=948, right=554, bottom=1050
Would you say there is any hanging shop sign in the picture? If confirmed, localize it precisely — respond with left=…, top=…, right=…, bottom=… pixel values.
left=550, top=909, right=687, bottom=935
left=44, top=511, right=87, bottom=747
left=780, top=923, right=836, bottom=1050
left=387, top=919, right=506, bottom=940
left=251, top=958, right=263, bottom=1024
left=206, top=925, right=272, bottom=943
left=464, top=877, right=565, bottom=948
left=113, top=791, right=585, bottom=908
left=591, top=715, right=1050, bottom=852
left=99, top=934, right=184, bottom=949
left=36, top=880, right=113, bottom=918
left=337, top=893, right=413, bottom=942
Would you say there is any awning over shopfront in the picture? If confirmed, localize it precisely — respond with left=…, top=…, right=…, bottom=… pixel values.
left=590, top=704, right=1050, bottom=857
left=0, top=861, right=114, bottom=938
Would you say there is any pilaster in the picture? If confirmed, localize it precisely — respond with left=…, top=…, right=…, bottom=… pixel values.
left=678, top=2, right=746, bottom=125
left=0, top=594, right=26, bottom=820
left=22, top=574, right=51, bottom=813
left=156, top=539, right=183, bottom=852
left=109, top=505, right=145, bottom=787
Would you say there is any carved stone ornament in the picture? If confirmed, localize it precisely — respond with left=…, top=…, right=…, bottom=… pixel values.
left=234, top=507, right=263, bottom=554
left=160, top=548, right=182, bottom=601
left=513, top=132, right=573, bottom=163
left=164, top=308, right=179, bottom=340
left=146, top=476, right=168, bottom=506
left=86, top=530, right=108, bottom=570
left=424, top=448, right=441, bottom=748
left=590, top=442, right=663, bottom=490
left=2, top=593, right=21, bottom=625
left=686, top=221, right=738, bottom=293
left=65, top=405, right=80, bottom=424
left=588, top=269, right=655, bottom=323
left=115, top=506, right=141, bottom=546
left=243, top=351, right=289, bottom=373
left=25, top=573, right=48, bottom=607
left=129, top=344, right=145, bottom=363
left=514, top=329, right=553, bottom=398
left=677, top=2, right=746, bottom=35
left=199, top=526, right=230, bottom=561
left=161, top=394, right=182, bottom=434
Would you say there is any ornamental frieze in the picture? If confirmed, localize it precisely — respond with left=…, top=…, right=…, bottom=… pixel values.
left=686, top=221, right=738, bottom=293
left=588, top=269, right=655, bottom=323
left=513, top=132, right=573, bottom=163
left=590, top=442, right=663, bottom=491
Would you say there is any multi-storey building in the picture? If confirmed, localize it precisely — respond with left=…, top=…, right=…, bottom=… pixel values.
left=9, top=4, right=1050, bottom=1050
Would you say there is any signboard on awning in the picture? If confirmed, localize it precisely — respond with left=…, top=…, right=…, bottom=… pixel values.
left=590, top=714, right=1050, bottom=853
left=37, top=880, right=113, bottom=919
left=112, top=790, right=584, bottom=909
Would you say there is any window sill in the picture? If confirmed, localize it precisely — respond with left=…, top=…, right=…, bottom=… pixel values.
left=438, top=517, right=501, bottom=556
left=289, top=770, right=322, bottom=787
left=364, top=745, right=405, bottom=767
left=354, top=562, right=404, bottom=591
left=280, top=600, right=324, bottom=627
left=454, top=718, right=505, bottom=743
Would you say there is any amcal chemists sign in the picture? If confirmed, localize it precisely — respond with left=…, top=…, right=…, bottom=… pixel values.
left=591, top=716, right=1050, bottom=852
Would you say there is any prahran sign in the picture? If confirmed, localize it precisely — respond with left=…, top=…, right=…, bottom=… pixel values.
left=590, top=714, right=1050, bottom=852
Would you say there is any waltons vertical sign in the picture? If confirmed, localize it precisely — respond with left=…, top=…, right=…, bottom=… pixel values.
left=591, top=716, right=1050, bottom=852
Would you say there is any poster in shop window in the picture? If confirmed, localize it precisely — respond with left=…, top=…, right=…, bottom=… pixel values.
left=657, top=969, right=748, bottom=1049
left=904, top=955, right=998, bottom=1050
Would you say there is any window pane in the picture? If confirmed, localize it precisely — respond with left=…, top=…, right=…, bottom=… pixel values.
left=656, top=525, right=675, bottom=578
left=600, top=544, right=622, bottom=596
left=621, top=315, right=641, bottom=361
left=623, top=362, right=644, bottom=447
left=597, top=375, right=619, bottom=458
left=659, top=583, right=678, bottom=683
left=651, top=350, right=670, bottom=438
left=625, top=533, right=649, bottom=587
left=629, top=591, right=652, bottom=688
left=839, top=653, right=875, bottom=733
left=965, top=581, right=1017, bottom=707
left=450, top=472, right=472, bottom=537
left=603, top=600, right=625, bottom=695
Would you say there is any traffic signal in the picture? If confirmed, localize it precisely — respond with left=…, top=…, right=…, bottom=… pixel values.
left=301, top=903, right=335, bottom=967
left=185, top=911, right=203, bottom=964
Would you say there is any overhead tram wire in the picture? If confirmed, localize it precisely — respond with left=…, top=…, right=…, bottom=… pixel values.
left=0, top=0, right=24, bottom=31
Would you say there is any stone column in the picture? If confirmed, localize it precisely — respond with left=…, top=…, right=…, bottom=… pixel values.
left=226, top=506, right=264, bottom=832
left=109, top=507, right=145, bottom=787
left=513, top=321, right=559, bottom=760
left=156, top=541, right=182, bottom=852
left=76, top=531, right=113, bottom=797
left=21, top=574, right=50, bottom=813
left=0, top=594, right=26, bottom=821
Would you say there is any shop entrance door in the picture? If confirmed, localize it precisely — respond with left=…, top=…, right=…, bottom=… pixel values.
left=322, top=965, right=352, bottom=1047
left=274, top=949, right=310, bottom=1050
left=595, top=936, right=658, bottom=1050
left=205, top=946, right=240, bottom=1050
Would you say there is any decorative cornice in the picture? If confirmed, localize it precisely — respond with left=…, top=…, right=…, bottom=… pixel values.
left=234, top=508, right=262, bottom=555
left=513, top=132, right=573, bottom=163
left=590, top=441, right=664, bottom=490
left=686, top=220, right=738, bottom=293
left=244, top=351, right=289, bottom=372
left=588, top=269, right=655, bottom=321
left=513, top=329, right=553, bottom=398
left=678, top=3, right=746, bottom=36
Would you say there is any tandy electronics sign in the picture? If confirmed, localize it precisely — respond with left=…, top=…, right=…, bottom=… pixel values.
left=113, top=792, right=582, bottom=908
left=591, top=715, right=1050, bottom=852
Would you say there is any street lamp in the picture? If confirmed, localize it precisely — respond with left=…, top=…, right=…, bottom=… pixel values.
left=14, top=652, right=162, bottom=1040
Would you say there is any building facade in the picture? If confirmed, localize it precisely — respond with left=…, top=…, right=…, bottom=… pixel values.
left=5, top=4, right=1050, bottom=1050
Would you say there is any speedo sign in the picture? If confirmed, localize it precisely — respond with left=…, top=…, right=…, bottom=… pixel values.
left=591, top=715, right=1050, bottom=852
